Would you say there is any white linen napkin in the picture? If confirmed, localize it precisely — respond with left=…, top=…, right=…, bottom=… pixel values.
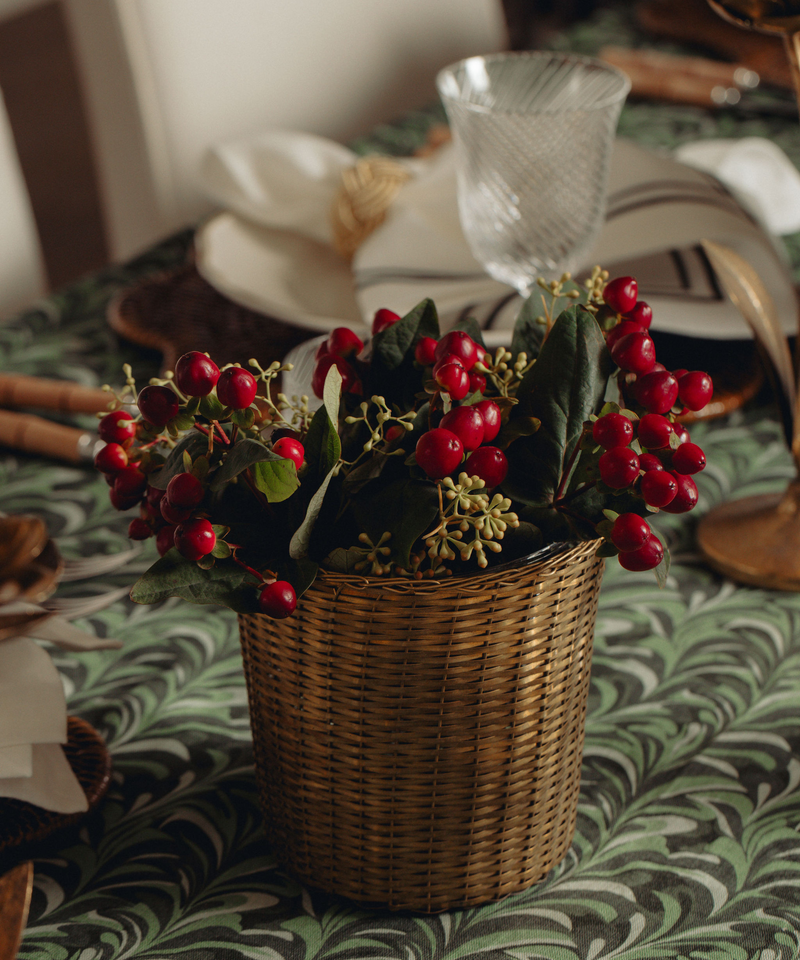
left=196, top=130, right=799, bottom=342
left=675, top=137, right=800, bottom=237
left=0, top=607, right=120, bottom=813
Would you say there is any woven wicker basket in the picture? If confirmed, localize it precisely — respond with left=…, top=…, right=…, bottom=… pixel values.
left=238, top=539, right=604, bottom=912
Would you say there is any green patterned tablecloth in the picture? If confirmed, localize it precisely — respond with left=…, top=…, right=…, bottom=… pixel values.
left=5, top=7, right=800, bottom=957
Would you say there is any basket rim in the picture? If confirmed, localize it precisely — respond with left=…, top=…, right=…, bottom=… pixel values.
left=310, top=538, right=602, bottom=592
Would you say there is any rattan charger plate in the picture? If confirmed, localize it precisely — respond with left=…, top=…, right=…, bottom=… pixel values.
left=0, top=717, right=111, bottom=858
left=107, top=262, right=314, bottom=372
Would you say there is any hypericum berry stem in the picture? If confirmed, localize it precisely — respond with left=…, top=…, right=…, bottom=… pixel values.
left=212, top=421, right=230, bottom=445
left=227, top=547, right=264, bottom=583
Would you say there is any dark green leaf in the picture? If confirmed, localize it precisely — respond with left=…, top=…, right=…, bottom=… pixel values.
left=596, top=540, right=619, bottom=558
left=208, top=438, right=282, bottom=492
left=273, top=557, right=318, bottom=598
left=503, top=306, right=612, bottom=506
left=303, top=402, right=341, bottom=481
left=131, top=550, right=259, bottom=613
left=511, top=295, right=547, bottom=360
left=289, top=466, right=336, bottom=559
left=252, top=457, right=300, bottom=502
left=148, top=432, right=208, bottom=489
left=231, top=407, right=256, bottom=429
left=371, top=298, right=440, bottom=370
left=494, top=415, right=540, bottom=450
left=211, top=540, right=231, bottom=559
left=196, top=554, right=215, bottom=569
left=351, top=478, right=439, bottom=569
left=170, top=411, right=195, bottom=432
left=199, top=393, right=226, bottom=420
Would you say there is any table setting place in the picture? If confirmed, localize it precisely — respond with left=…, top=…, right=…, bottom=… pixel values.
left=7, top=0, right=800, bottom=957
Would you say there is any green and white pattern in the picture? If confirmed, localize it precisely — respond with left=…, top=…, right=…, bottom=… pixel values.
left=4, top=7, right=800, bottom=954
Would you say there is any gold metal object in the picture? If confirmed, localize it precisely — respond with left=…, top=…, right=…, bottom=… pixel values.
left=0, top=861, right=33, bottom=960
left=697, top=241, right=800, bottom=588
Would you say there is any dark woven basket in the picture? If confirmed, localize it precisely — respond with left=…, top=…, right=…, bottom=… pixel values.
left=238, top=540, right=604, bottom=912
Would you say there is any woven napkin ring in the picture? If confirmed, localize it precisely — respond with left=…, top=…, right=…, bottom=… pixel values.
left=330, top=155, right=412, bottom=260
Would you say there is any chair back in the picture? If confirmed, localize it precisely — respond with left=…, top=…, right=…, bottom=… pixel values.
left=0, top=84, right=45, bottom=317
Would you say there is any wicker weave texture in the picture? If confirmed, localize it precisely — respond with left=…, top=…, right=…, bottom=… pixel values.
left=239, top=541, right=604, bottom=912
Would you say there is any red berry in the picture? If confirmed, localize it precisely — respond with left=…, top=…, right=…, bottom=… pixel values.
left=128, top=518, right=152, bottom=541
left=604, top=276, right=638, bottom=314
left=618, top=534, right=664, bottom=571
left=611, top=331, right=656, bottom=375
left=160, top=499, right=193, bottom=525
left=98, top=410, right=136, bottom=445
left=661, top=473, right=698, bottom=514
left=468, top=371, right=487, bottom=395
left=611, top=513, right=651, bottom=552
left=311, top=353, right=360, bottom=399
left=592, top=412, right=634, bottom=450
left=677, top=371, right=713, bottom=412
left=174, top=517, right=216, bottom=561
left=606, top=319, right=643, bottom=353
left=634, top=371, right=679, bottom=415
left=174, top=352, right=220, bottom=397
left=113, top=465, right=147, bottom=500
left=463, top=446, right=508, bottom=487
left=637, top=413, right=673, bottom=449
left=640, top=469, right=677, bottom=508
left=415, top=428, right=463, bottom=480
left=674, top=424, right=691, bottom=445
left=432, top=352, right=464, bottom=378
left=434, top=331, right=479, bottom=371
left=672, top=442, right=706, bottom=475
left=475, top=400, right=502, bottom=442
left=385, top=425, right=404, bottom=443
left=137, top=385, right=180, bottom=428
left=273, top=436, right=305, bottom=470
left=109, top=489, right=140, bottom=511
left=435, top=361, right=470, bottom=401
left=216, top=367, right=258, bottom=409
left=599, top=447, right=640, bottom=489
left=326, top=327, right=363, bottom=358
left=258, top=580, right=297, bottom=619
left=156, top=524, right=177, bottom=556
left=414, top=336, right=437, bottom=366
left=166, top=472, right=204, bottom=509
left=145, top=484, right=165, bottom=507
left=94, top=442, right=128, bottom=474
left=440, top=406, right=485, bottom=452
left=372, top=308, right=400, bottom=335
left=672, top=368, right=688, bottom=380
left=638, top=452, right=664, bottom=472
left=625, top=301, right=652, bottom=328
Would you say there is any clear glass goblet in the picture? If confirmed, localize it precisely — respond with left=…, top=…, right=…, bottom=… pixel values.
left=437, top=51, right=630, bottom=298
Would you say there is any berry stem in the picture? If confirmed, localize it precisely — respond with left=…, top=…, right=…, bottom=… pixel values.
left=227, top=546, right=264, bottom=583
left=212, top=420, right=231, bottom=445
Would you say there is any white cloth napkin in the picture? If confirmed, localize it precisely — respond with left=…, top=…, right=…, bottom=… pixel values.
left=0, top=609, right=120, bottom=813
left=196, top=129, right=799, bottom=341
left=676, top=137, right=800, bottom=237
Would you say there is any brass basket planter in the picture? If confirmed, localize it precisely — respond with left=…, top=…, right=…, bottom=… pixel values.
left=238, top=539, right=604, bottom=913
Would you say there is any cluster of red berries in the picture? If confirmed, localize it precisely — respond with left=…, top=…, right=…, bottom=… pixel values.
left=312, top=312, right=506, bottom=488
left=94, top=350, right=301, bottom=618
left=596, top=276, right=712, bottom=571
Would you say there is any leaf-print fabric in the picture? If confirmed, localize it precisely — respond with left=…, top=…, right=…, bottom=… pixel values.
left=5, top=8, right=800, bottom=954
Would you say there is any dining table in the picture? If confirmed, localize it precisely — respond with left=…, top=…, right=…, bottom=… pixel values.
left=5, top=4, right=800, bottom=958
